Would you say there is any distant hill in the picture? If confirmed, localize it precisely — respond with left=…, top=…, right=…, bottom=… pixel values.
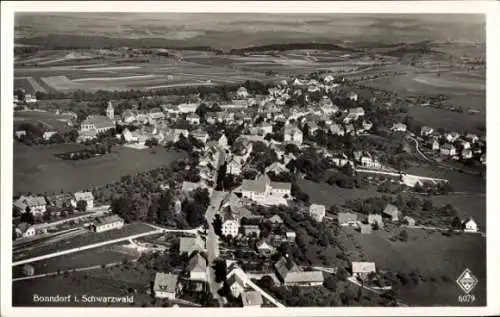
left=17, top=34, right=224, bottom=53
left=229, top=42, right=358, bottom=54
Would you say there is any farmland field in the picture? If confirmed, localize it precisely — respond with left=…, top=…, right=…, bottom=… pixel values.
left=13, top=142, right=186, bottom=195
left=339, top=227, right=486, bottom=306
left=361, top=70, right=485, bottom=134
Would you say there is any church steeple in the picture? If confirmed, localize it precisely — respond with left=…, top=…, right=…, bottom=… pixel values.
left=106, top=101, right=114, bottom=120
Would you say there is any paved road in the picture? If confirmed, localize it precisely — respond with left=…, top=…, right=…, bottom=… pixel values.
left=204, top=190, right=227, bottom=306
left=407, top=136, right=434, bottom=162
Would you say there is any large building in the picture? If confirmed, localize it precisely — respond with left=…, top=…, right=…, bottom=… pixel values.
left=91, top=214, right=124, bottom=233
left=239, top=174, right=291, bottom=206
left=79, top=102, right=115, bottom=140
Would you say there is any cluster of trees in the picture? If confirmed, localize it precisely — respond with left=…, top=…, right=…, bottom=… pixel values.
left=56, top=144, right=111, bottom=160
left=15, top=122, right=79, bottom=146
left=413, top=181, right=453, bottom=195
left=33, top=80, right=271, bottom=103
left=248, top=141, right=278, bottom=173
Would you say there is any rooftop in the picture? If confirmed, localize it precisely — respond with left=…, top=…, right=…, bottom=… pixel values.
left=153, top=272, right=178, bottom=294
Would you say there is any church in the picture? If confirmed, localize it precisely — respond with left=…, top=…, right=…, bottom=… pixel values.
left=78, top=101, right=116, bottom=141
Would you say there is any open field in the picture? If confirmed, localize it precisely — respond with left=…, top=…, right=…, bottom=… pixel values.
left=339, top=227, right=486, bottom=306
left=430, top=194, right=486, bottom=232
left=406, top=165, right=486, bottom=193
left=12, top=242, right=139, bottom=278
left=298, top=179, right=381, bottom=208
left=13, top=222, right=153, bottom=262
left=14, top=143, right=186, bottom=194
left=361, top=70, right=485, bottom=134
left=12, top=258, right=193, bottom=307
left=14, top=110, right=74, bottom=132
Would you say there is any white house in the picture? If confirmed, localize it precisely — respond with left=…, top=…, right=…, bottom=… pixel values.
left=191, top=129, right=209, bottom=144
left=351, top=262, right=376, bottom=280
left=445, top=132, right=461, bottom=143
left=309, top=204, right=326, bottom=222
left=42, top=131, right=57, bottom=141
left=176, top=103, right=199, bottom=113
left=420, top=126, right=434, bottom=137
left=74, top=191, right=94, bottom=210
left=348, top=92, right=358, bottom=101
left=91, top=214, right=124, bottom=233
left=391, top=123, right=407, bottom=132
left=186, top=113, right=201, bottom=125
left=236, top=87, right=249, bottom=99
left=284, top=124, right=303, bottom=145
left=239, top=174, right=291, bottom=206
left=226, top=158, right=243, bottom=176
left=187, top=253, right=208, bottom=282
left=462, top=148, right=473, bottom=159
left=14, top=196, right=47, bottom=216
left=440, top=143, right=456, bottom=156
left=462, top=218, right=478, bottom=233
left=153, top=272, right=179, bottom=299
left=227, top=273, right=247, bottom=298
left=16, top=223, right=36, bottom=238
left=241, top=291, right=263, bottom=307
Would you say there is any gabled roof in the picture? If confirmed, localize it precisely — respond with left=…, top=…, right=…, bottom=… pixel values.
left=274, top=257, right=300, bottom=280
left=270, top=181, right=292, bottom=191
left=74, top=191, right=94, bottom=201
left=338, top=212, right=358, bottom=224
left=153, top=272, right=178, bottom=293
left=284, top=271, right=324, bottom=284
left=352, top=262, right=376, bottom=274
left=187, top=253, right=207, bottom=273
left=179, top=236, right=204, bottom=254
left=227, top=273, right=246, bottom=288
left=382, top=204, right=399, bottom=217
left=95, top=214, right=123, bottom=226
left=257, top=240, right=274, bottom=250
left=241, top=291, right=263, bottom=306
left=267, top=214, right=284, bottom=224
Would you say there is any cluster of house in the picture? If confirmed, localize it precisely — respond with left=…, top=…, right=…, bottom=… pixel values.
left=336, top=203, right=479, bottom=233
left=419, top=126, right=485, bottom=163
left=13, top=91, right=37, bottom=105
left=12, top=191, right=95, bottom=239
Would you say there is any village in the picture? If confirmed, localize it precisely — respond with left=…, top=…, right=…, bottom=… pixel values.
left=11, top=70, right=487, bottom=307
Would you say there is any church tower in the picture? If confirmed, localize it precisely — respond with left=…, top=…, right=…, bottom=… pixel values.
left=106, top=101, right=114, bottom=120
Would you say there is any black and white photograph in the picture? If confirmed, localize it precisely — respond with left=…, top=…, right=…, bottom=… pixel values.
left=1, top=1, right=499, bottom=316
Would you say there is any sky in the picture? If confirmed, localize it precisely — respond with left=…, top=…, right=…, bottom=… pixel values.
left=15, top=13, right=485, bottom=49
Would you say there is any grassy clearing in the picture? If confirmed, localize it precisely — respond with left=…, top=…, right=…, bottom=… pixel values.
left=14, top=110, right=74, bottom=132
left=13, top=222, right=154, bottom=262
left=12, top=257, right=185, bottom=307
left=14, top=143, right=186, bottom=194
left=430, top=194, right=486, bottom=231
left=298, top=179, right=382, bottom=207
left=12, top=243, right=139, bottom=278
left=338, top=227, right=486, bottom=306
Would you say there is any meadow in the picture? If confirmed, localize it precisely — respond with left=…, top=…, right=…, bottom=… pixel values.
left=12, top=242, right=139, bottom=278
left=339, top=227, right=486, bottom=306
left=298, top=179, right=382, bottom=208
left=13, top=142, right=186, bottom=195
left=14, top=110, right=74, bottom=132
